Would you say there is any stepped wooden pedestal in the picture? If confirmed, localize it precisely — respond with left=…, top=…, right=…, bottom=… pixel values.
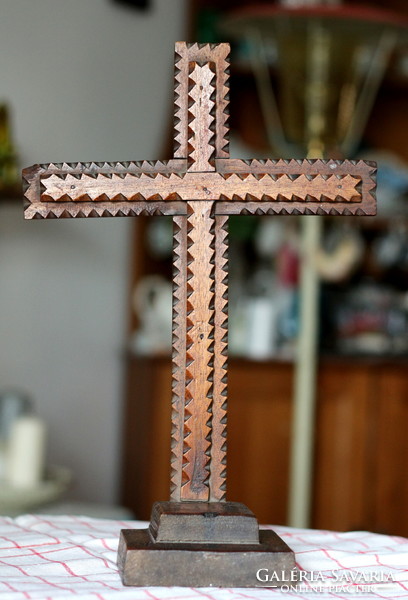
left=118, top=502, right=296, bottom=587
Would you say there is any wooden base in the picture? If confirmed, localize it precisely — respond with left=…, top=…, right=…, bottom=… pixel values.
left=149, top=500, right=260, bottom=544
left=117, top=502, right=296, bottom=587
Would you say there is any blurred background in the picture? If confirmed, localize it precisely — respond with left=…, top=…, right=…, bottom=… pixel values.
left=0, top=0, right=408, bottom=534
left=0, top=0, right=186, bottom=517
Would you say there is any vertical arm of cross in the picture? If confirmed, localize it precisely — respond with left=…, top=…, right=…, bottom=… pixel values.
left=170, top=43, right=230, bottom=502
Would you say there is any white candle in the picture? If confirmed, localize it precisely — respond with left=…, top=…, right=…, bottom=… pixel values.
left=246, top=297, right=277, bottom=359
left=6, top=416, right=46, bottom=488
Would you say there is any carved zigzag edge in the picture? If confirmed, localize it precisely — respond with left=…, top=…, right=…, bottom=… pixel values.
left=225, top=204, right=373, bottom=216
left=174, top=42, right=230, bottom=160
left=32, top=159, right=185, bottom=174
left=187, top=61, right=216, bottom=171
left=170, top=216, right=187, bottom=501
left=217, top=158, right=377, bottom=215
left=22, top=160, right=187, bottom=219
left=23, top=157, right=376, bottom=217
left=210, top=215, right=228, bottom=501
left=181, top=203, right=214, bottom=501
left=33, top=172, right=364, bottom=204
left=217, top=157, right=376, bottom=172
left=24, top=204, right=177, bottom=219
left=174, top=44, right=185, bottom=158
left=217, top=46, right=230, bottom=160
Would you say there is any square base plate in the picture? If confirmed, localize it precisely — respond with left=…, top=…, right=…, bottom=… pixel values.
left=118, top=528, right=296, bottom=587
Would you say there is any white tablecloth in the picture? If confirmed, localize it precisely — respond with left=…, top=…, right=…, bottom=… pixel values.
left=0, top=514, right=406, bottom=599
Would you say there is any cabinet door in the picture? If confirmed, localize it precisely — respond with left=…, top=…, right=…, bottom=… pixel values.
left=227, top=360, right=293, bottom=525
left=313, top=364, right=373, bottom=531
left=374, top=366, right=408, bottom=537
left=121, top=357, right=171, bottom=520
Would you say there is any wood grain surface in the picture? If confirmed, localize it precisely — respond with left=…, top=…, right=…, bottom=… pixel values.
left=22, top=42, right=377, bottom=504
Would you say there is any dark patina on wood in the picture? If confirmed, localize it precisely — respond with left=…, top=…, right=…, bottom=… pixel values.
left=23, top=42, right=376, bottom=587
left=118, top=527, right=295, bottom=587
left=149, top=501, right=259, bottom=544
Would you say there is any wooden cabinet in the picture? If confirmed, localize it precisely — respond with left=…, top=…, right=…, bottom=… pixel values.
left=227, top=360, right=293, bottom=525
left=121, top=356, right=408, bottom=537
left=313, top=363, right=373, bottom=532
left=313, top=362, right=408, bottom=535
left=121, top=358, right=172, bottom=520
left=374, top=366, right=408, bottom=535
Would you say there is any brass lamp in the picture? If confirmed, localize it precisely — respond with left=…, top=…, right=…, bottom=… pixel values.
left=224, top=1, right=408, bottom=158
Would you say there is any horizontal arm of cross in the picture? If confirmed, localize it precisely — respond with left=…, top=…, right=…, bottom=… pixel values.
left=23, top=158, right=376, bottom=219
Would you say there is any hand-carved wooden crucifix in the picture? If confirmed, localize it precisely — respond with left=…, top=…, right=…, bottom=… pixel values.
left=23, top=42, right=376, bottom=587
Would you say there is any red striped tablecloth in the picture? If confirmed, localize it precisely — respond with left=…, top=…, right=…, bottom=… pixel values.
left=0, top=515, right=406, bottom=599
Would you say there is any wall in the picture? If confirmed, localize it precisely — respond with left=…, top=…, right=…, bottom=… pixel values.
left=0, top=0, right=187, bottom=506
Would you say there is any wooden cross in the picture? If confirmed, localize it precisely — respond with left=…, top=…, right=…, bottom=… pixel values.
left=23, top=42, right=376, bottom=586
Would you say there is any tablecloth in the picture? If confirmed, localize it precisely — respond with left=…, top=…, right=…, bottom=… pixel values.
left=0, top=514, right=406, bottom=600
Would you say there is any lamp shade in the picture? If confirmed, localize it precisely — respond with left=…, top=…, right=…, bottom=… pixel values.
left=223, top=4, right=408, bottom=157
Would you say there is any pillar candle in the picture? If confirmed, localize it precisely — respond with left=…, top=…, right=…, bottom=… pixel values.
left=6, top=415, right=46, bottom=488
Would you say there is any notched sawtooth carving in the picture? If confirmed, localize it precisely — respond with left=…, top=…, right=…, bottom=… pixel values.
left=187, top=61, right=216, bottom=172
left=22, top=42, right=377, bottom=506
left=170, top=216, right=187, bottom=501
left=216, top=158, right=376, bottom=216
left=174, top=42, right=230, bottom=160
left=210, top=215, right=228, bottom=501
left=22, top=160, right=187, bottom=219
left=27, top=170, right=364, bottom=210
left=181, top=201, right=215, bottom=501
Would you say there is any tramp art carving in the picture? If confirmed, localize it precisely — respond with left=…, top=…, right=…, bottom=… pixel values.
left=23, top=42, right=376, bottom=586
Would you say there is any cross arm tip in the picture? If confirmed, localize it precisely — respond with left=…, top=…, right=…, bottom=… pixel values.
left=175, top=41, right=230, bottom=53
left=22, top=163, right=42, bottom=181
left=22, top=164, right=43, bottom=220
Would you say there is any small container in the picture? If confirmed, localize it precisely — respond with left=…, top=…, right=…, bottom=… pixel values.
left=6, top=415, right=47, bottom=488
left=0, top=390, right=32, bottom=443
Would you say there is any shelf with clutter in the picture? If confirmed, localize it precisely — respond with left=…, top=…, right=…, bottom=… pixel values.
left=320, top=151, right=408, bottom=357
left=127, top=153, right=408, bottom=363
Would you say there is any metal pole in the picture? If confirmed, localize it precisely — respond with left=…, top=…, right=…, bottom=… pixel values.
left=288, top=214, right=322, bottom=527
